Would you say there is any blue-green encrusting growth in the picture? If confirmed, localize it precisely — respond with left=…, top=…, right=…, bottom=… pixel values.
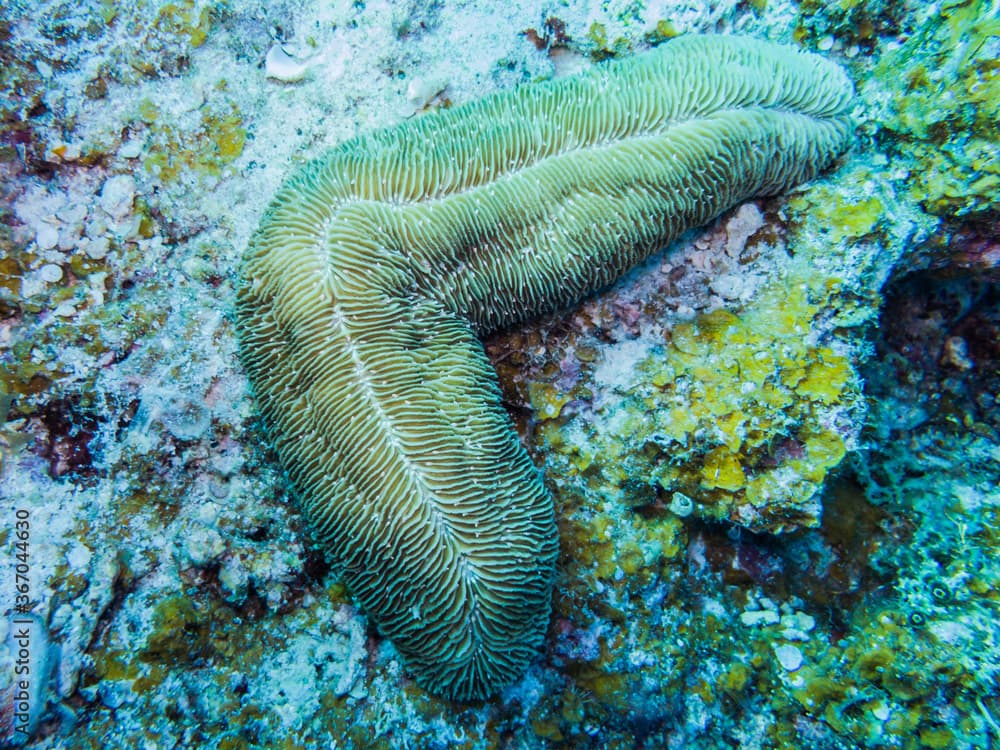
left=235, top=34, right=853, bottom=700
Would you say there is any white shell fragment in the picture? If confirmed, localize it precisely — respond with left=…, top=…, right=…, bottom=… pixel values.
left=773, top=643, right=804, bottom=672
left=99, top=175, right=136, bottom=221
left=265, top=45, right=316, bottom=83
left=35, top=223, right=60, bottom=250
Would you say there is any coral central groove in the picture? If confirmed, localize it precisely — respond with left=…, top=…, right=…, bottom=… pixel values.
left=236, top=34, right=853, bottom=700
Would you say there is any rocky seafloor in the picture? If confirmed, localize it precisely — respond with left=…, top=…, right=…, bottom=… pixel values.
left=1, top=0, right=998, bottom=748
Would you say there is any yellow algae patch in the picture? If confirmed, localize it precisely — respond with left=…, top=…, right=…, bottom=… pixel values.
left=540, top=260, right=860, bottom=532
left=529, top=382, right=573, bottom=420
left=701, top=448, right=746, bottom=492
left=791, top=189, right=883, bottom=243
left=139, top=100, right=246, bottom=183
